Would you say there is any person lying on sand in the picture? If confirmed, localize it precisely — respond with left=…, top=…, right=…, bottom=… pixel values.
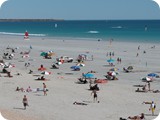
left=51, top=64, right=59, bottom=69
left=16, top=87, right=25, bottom=92
left=135, top=88, right=147, bottom=93
left=133, top=85, right=145, bottom=87
left=26, top=86, right=32, bottom=92
left=88, top=70, right=97, bottom=73
left=78, top=78, right=88, bottom=84
left=128, top=113, right=145, bottom=120
left=152, top=90, right=160, bottom=93
left=119, top=117, right=127, bottom=120
left=37, top=76, right=46, bottom=80
left=73, top=101, right=87, bottom=105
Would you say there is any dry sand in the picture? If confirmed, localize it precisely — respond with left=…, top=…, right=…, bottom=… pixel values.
left=0, top=35, right=159, bottom=120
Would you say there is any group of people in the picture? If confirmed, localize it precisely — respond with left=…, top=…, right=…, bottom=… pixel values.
left=18, top=83, right=48, bottom=110
left=120, top=101, right=156, bottom=120
left=106, top=51, right=114, bottom=57
left=135, top=81, right=151, bottom=92
left=117, top=57, right=122, bottom=64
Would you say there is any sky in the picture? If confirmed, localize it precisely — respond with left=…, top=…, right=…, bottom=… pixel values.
left=0, top=0, right=160, bottom=20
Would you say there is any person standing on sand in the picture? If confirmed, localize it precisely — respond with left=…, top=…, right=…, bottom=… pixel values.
left=43, top=83, right=47, bottom=96
left=149, top=101, right=156, bottom=116
left=147, top=82, right=151, bottom=91
left=91, top=90, right=98, bottom=102
left=22, top=95, right=28, bottom=110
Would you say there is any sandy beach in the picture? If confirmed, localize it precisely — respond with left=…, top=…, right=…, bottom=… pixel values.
left=0, top=35, right=159, bottom=120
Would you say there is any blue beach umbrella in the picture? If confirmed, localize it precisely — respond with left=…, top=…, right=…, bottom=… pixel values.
left=107, top=59, right=115, bottom=63
left=147, top=73, right=159, bottom=77
left=83, top=73, right=94, bottom=78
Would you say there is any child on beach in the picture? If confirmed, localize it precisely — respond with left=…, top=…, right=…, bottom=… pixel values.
left=43, top=83, right=47, bottom=96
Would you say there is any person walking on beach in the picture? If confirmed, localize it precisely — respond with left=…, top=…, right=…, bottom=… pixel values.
left=136, top=53, right=139, bottom=57
left=22, top=95, right=28, bottom=110
left=91, top=90, right=98, bottom=102
left=43, top=83, right=47, bottom=96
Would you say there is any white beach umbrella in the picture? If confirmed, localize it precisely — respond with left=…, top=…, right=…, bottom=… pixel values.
left=112, top=72, right=117, bottom=76
left=141, top=77, right=152, bottom=82
left=146, top=77, right=152, bottom=82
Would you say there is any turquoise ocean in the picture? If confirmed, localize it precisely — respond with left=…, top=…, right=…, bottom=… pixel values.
left=0, top=20, right=160, bottom=43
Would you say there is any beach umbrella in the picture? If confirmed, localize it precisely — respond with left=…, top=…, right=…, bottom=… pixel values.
left=83, top=73, right=94, bottom=78
left=108, top=71, right=117, bottom=76
left=40, top=52, right=47, bottom=56
left=147, top=73, right=159, bottom=77
left=141, top=77, right=152, bottom=82
left=107, top=59, right=115, bottom=63
left=111, top=71, right=117, bottom=76
left=48, top=52, right=55, bottom=57
left=110, top=68, right=119, bottom=71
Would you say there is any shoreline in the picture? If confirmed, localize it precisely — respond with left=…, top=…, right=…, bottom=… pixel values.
left=0, top=34, right=160, bottom=44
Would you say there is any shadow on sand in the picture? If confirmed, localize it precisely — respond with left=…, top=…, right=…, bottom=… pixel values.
left=13, top=107, right=25, bottom=110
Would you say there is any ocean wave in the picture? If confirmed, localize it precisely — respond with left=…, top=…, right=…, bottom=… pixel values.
left=87, top=31, right=99, bottom=34
left=111, top=26, right=123, bottom=29
left=0, top=32, right=46, bottom=37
